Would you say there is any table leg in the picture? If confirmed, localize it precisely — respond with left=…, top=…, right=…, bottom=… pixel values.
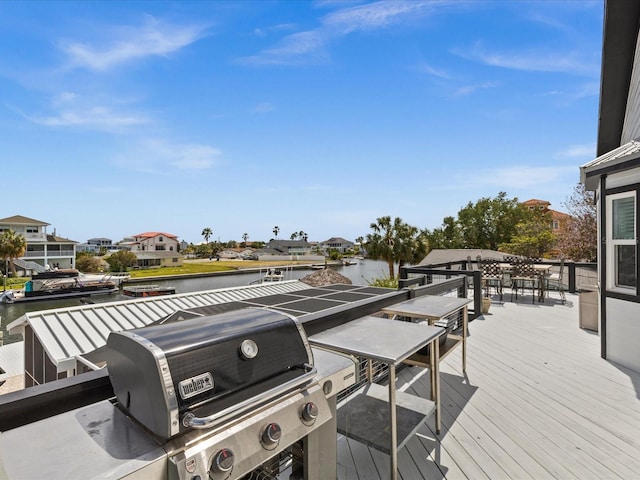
left=462, top=306, right=467, bottom=372
left=388, top=363, right=398, bottom=480
left=428, top=318, right=436, bottom=401
left=431, top=338, right=441, bottom=434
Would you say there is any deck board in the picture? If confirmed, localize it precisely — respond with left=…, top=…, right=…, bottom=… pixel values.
left=336, top=291, right=640, bottom=479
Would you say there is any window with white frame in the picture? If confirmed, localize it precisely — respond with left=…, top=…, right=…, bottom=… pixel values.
left=607, top=191, right=636, bottom=292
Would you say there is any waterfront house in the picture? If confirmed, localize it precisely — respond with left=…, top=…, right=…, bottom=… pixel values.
left=320, top=236, right=354, bottom=253
left=132, top=250, right=184, bottom=268
left=76, top=237, right=114, bottom=254
left=116, top=231, right=184, bottom=268
left=580, top=0, right=640, bottom=374
left=263, top=239, right=313, bottom=256
left=0, top=215, right=77, bottom=272
left=125, top=231, right=180, bottom=252
left=521, top=198, right=571, bottom=237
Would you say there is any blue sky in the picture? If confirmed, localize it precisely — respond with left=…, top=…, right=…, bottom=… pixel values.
left=1, top=1, right=603, bottom=244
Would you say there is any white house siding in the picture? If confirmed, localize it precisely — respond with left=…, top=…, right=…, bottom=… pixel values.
left=622, top=31, right=640, bottom=143
left=605, top=168, right=640, bottom=189
left=606, top=298, right=640, bottom=372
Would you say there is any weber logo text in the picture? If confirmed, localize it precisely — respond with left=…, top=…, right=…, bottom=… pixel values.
left=179, top=373, right=214, bottom=400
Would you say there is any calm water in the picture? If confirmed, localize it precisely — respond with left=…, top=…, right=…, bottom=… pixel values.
left=0, top=259, right=394, bottom=344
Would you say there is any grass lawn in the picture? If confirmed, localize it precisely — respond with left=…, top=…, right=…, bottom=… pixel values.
left=128, top=259, right=316, bottom=278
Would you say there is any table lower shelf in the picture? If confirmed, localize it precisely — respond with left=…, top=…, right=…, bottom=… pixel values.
left=402, top=334, right=462, bottom=367
left=336, top=383, right=436, bottom=454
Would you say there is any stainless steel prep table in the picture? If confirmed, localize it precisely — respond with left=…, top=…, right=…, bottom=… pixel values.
left=381, top=295, right=472, bottom=372
left=308, top=315, right=445, bottom=480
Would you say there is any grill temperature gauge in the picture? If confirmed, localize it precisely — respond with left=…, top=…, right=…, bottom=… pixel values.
left=239, top=339, right=258, bottom=359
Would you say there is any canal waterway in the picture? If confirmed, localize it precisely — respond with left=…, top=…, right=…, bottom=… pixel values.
left=0, top=259, right=394, bottom=345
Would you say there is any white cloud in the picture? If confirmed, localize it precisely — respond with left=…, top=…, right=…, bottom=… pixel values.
left=55, top=92, right=77, bottom=103
left=323, top=0, right=436, bottom=34
left=455, top=41, right=600, bottom=77
left=113, top=139, right=221, bottom=173
left=416, top=61, right=451, bottom=80
left=556, top=143, right=596, bottom=159
left=454, top=81, right=499, bottom=97
left=254, top=23, right=297, bottom=37
left=28, top=106, right=148, bottom=130
left=60, top=17, right=207, bottom=71
left=238, top=0, right=461, bottom=66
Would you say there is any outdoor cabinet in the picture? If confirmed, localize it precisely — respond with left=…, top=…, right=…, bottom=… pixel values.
left=579, top=286, right=598, bottom=332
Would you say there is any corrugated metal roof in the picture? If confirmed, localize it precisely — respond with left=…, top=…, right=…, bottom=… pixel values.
left=580, top=140, right=640, bottom=189
left=8, top=280, right=312, bottom=372
left=581, top=139, right=640, bottom=171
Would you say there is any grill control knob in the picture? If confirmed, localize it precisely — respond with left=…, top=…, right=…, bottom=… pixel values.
left=301, top=402, right=319, bottom=425
left=261, top=422, right=282, bottom=449
left=211, top=448, right=234, bottom=473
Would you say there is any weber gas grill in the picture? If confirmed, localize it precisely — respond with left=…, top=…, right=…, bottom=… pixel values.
left=0, top=307, right=357, bottom=480
left=106, top=308, right=317, bottom=440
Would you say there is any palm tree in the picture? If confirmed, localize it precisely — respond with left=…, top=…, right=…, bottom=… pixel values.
left=0, top=230, right=27, bottom=277
left=273, top=226, right=280, bottom=239
left=299, top=231, right=308, bottom=242
left=202, top=227, right=213, bottom=258
left=202, top=227, right=212, bottom=244
left=242, top=233, right=249, bottom=246
left=365, top=216, right=426, bottom=280
left=365, top=216, right=395, bottom=279
left=290, top=232, right=299, bottom=241
left=356, top=236, right=364, bottom=255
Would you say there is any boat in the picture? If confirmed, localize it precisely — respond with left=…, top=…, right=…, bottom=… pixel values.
left=261, top=268, right=285, bottom=282
left=0, top=271, right=118, bottom=303
left=122, top=285, right=176, bottom=297
left=248, top=266, right=290, bottom=285
left=341, top=258, right=357, bottom=266
left=80, top=272, right=130, bottom=286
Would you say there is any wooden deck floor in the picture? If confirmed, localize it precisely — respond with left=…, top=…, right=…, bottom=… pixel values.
left=336, top=292, right=640, bottom=479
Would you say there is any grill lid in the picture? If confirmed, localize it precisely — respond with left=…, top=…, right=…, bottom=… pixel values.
left=105, top=307, right=314, bottom=439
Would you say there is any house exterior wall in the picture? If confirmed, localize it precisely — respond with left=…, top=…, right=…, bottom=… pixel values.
left=606, top=297, right=640, bottom=371
left=591, top=172, right=640, bottom=373
left=621, top=30, right=640, bottom=143
left=23, top=325, right=64, bottom=388
left=131, top=234, right=179, bottom=252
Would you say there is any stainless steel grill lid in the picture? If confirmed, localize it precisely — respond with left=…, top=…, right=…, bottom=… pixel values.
left=105, top=307, right=314, bottom=439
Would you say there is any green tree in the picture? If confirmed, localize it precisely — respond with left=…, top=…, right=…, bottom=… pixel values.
left=242, top=233, right=249, bottom=247
left=557, top=184, right=597, bottom=261
left=364, top=216, right=427, bottom=280
left=105, top=251, right=138, bottom=272
left=424, top=216, right=463, bottom=250
left=76, top=254, right=105, bottom=273
left=456, top=192, right=528, bottom=249
left=499, top=210, right=556, bottom=258
left=0, top=230, right=27, bottom=276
